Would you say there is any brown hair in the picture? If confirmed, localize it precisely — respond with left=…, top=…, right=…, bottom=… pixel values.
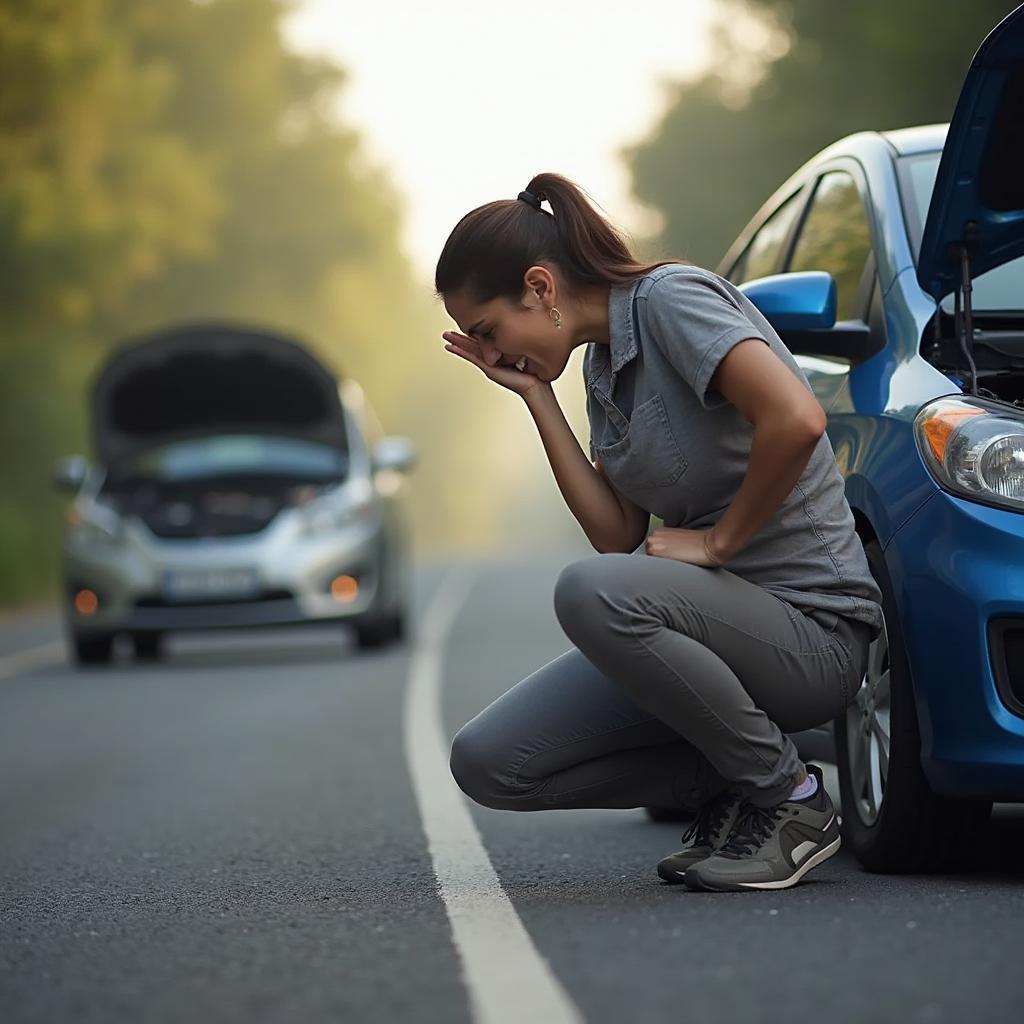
left=433, top=172, right=687, bottom=305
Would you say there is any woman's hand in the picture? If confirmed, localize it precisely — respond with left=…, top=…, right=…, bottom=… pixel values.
left=442, top=330, right=548, bottom=400
left=645, top=526, right=728, bottom=568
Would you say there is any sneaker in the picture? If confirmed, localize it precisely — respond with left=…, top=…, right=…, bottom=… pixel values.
left=656, top=786, right=744, bottom=883
left=682, top=763, right=841, bottom=892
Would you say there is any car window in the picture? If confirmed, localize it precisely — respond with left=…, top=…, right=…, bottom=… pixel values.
left=731, top=190, right=803, bottom=284
left=787, top=171, right=873, bottom=321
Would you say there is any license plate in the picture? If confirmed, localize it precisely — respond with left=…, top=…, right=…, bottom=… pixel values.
left=162, top=567, right=260, bottom=601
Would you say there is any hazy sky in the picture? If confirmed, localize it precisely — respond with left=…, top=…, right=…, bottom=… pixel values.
left=283, top=1, right=717, bottom=284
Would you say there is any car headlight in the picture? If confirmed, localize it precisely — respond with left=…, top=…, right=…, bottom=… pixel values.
left=914, top=396, right=1024, bottom=512
left=66, top=503, right=125, bottom=545
left=299, top=494, right=376, bottom=535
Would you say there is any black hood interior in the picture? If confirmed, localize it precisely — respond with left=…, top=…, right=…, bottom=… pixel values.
left=91, top=322, right=348, bottom=466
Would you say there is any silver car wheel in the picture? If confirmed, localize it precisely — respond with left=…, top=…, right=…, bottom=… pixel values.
left=845, top=614, right=891, bottom=828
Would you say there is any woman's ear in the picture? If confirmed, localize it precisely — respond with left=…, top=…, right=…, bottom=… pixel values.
left=523, top=265, right=556, bottom=307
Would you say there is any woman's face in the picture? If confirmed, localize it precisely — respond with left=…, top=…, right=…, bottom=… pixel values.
left=442, top=269, right=572, bottom=383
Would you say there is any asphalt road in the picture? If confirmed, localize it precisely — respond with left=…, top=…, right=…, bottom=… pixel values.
left=2, top=555, right=1023, bottom=1024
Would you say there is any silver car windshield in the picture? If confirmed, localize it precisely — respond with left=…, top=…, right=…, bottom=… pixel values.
left=899, top=151, right=1024, bottom=314
left=108, top=434, right=349, bottom=484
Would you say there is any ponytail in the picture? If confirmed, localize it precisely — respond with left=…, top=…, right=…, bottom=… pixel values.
left=434, top=172, right=687, bottom=304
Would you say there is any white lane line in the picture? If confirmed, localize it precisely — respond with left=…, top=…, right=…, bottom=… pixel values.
left=0, top=640, right=65, bottom=681
left=403, top=567, right=584, bottom=1024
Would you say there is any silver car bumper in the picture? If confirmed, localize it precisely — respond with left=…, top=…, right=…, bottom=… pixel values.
left=61, top=511, right=389, bottom=635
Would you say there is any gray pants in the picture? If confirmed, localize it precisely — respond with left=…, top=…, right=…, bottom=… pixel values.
left=449, top=553, right=872, bottom=811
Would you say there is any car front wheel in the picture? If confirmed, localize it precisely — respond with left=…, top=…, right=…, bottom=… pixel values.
left=835, top=537, right=991, bottom=872
left=353, top=606, right=407, bottom=649
left=72, top=631, right=115, bottom=665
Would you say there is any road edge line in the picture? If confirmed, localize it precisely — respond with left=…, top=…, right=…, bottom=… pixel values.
left=403, top=566, right=584, bottom=1024
left=0, top=640, right=66, bottom=681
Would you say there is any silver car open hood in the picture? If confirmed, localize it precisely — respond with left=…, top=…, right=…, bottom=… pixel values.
left=90, top=322, right=348, bottom=467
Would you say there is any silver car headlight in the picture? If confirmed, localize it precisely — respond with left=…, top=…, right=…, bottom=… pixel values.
left=299, top=493, right=376, bottom=535
left=914, top=396, right=1024, bottom=512
left=67, top=501, right=125, bottom=545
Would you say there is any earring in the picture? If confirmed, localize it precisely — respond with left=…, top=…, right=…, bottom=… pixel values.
left=550, top=307, right=562, bottom=329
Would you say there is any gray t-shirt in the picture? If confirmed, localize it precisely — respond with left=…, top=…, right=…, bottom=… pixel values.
left=585, top=262, right=883, bottom=641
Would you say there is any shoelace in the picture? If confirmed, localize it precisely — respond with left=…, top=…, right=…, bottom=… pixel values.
left=715, top=801, right=784, bottom=859
left=678, top=790, right=738, bottom=849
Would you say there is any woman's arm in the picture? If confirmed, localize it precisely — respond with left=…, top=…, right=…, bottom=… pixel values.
left=524, top=384, right=650, bottom=554
left=439, top=329, right=648, bottom=552
left=595, top=458, right=651, bottom=553
left=646, top=337, right=826, bottom=567
left=704, top=338, right=827, bottom=562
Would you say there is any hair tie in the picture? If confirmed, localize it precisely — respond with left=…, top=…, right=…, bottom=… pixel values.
left=517, top=189, right=543, bottom=210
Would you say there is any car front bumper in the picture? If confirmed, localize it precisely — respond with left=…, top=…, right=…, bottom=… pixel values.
left=61, top=512, right=389, bottom=636
left=888, top=489, right=1024, bottom=800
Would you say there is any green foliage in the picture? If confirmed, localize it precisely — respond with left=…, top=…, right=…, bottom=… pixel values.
left=0, top=0, right=221, bottom=328
left=0, top=0, right=472, bottom=607
left=624, top=0, right=1021, bottom=267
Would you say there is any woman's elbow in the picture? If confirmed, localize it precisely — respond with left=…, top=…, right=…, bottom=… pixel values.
left=803, top=402, right=828, bottom=438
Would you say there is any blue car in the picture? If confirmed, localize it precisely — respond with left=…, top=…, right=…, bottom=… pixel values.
left=714, top=6, right=1024, bottom=871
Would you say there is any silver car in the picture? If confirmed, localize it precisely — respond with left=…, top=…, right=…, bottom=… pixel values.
left=54, top=322, right=416, bottom=665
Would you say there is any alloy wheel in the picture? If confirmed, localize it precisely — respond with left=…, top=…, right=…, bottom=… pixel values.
left=845, top=614, right=891, bottom=827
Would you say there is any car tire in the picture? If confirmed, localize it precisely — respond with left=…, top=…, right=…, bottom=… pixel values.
left=72, top=631, right=115, bottom=665
left=131, top=631, right=165, bottom=661
left=835, top=537, right=991, bottom=872
left=353, top=606, right=407, bottom=649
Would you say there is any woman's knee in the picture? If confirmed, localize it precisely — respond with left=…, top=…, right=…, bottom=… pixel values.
left=449, top=722, right=526, bottom=810
left=553, top=554, right=631, bottom=635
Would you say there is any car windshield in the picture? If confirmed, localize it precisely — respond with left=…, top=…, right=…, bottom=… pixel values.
left=899, top=151, right=1024, bottom=314
left=107, top=434, right=349, bottom=484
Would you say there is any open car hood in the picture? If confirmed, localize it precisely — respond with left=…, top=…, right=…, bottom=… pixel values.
left=90, top=322, right=348, bottom=467
left=917, top=4, right=1024, bottom=302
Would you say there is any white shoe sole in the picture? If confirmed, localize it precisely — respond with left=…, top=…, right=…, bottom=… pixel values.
left=686, top=833, right=842, bottom=891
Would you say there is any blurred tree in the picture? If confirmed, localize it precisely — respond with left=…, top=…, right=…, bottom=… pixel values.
left=0, top=0, right=221, bottom=329
left=0, top=0, right=221, bottom=602
left=625, top=0, right=1020, bottom=268
left=0, top=0, right=509, bottom=607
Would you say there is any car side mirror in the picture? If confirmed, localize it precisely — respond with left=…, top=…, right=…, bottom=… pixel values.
left=781, top=320, right=880, bottom=361
left=371, top=436, right=417, bottom=474
left=740, top=271, right=883, bottom=363
left=53, top=454, right=90, bottom=493
left=739, top=271, right=837, bottom=330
